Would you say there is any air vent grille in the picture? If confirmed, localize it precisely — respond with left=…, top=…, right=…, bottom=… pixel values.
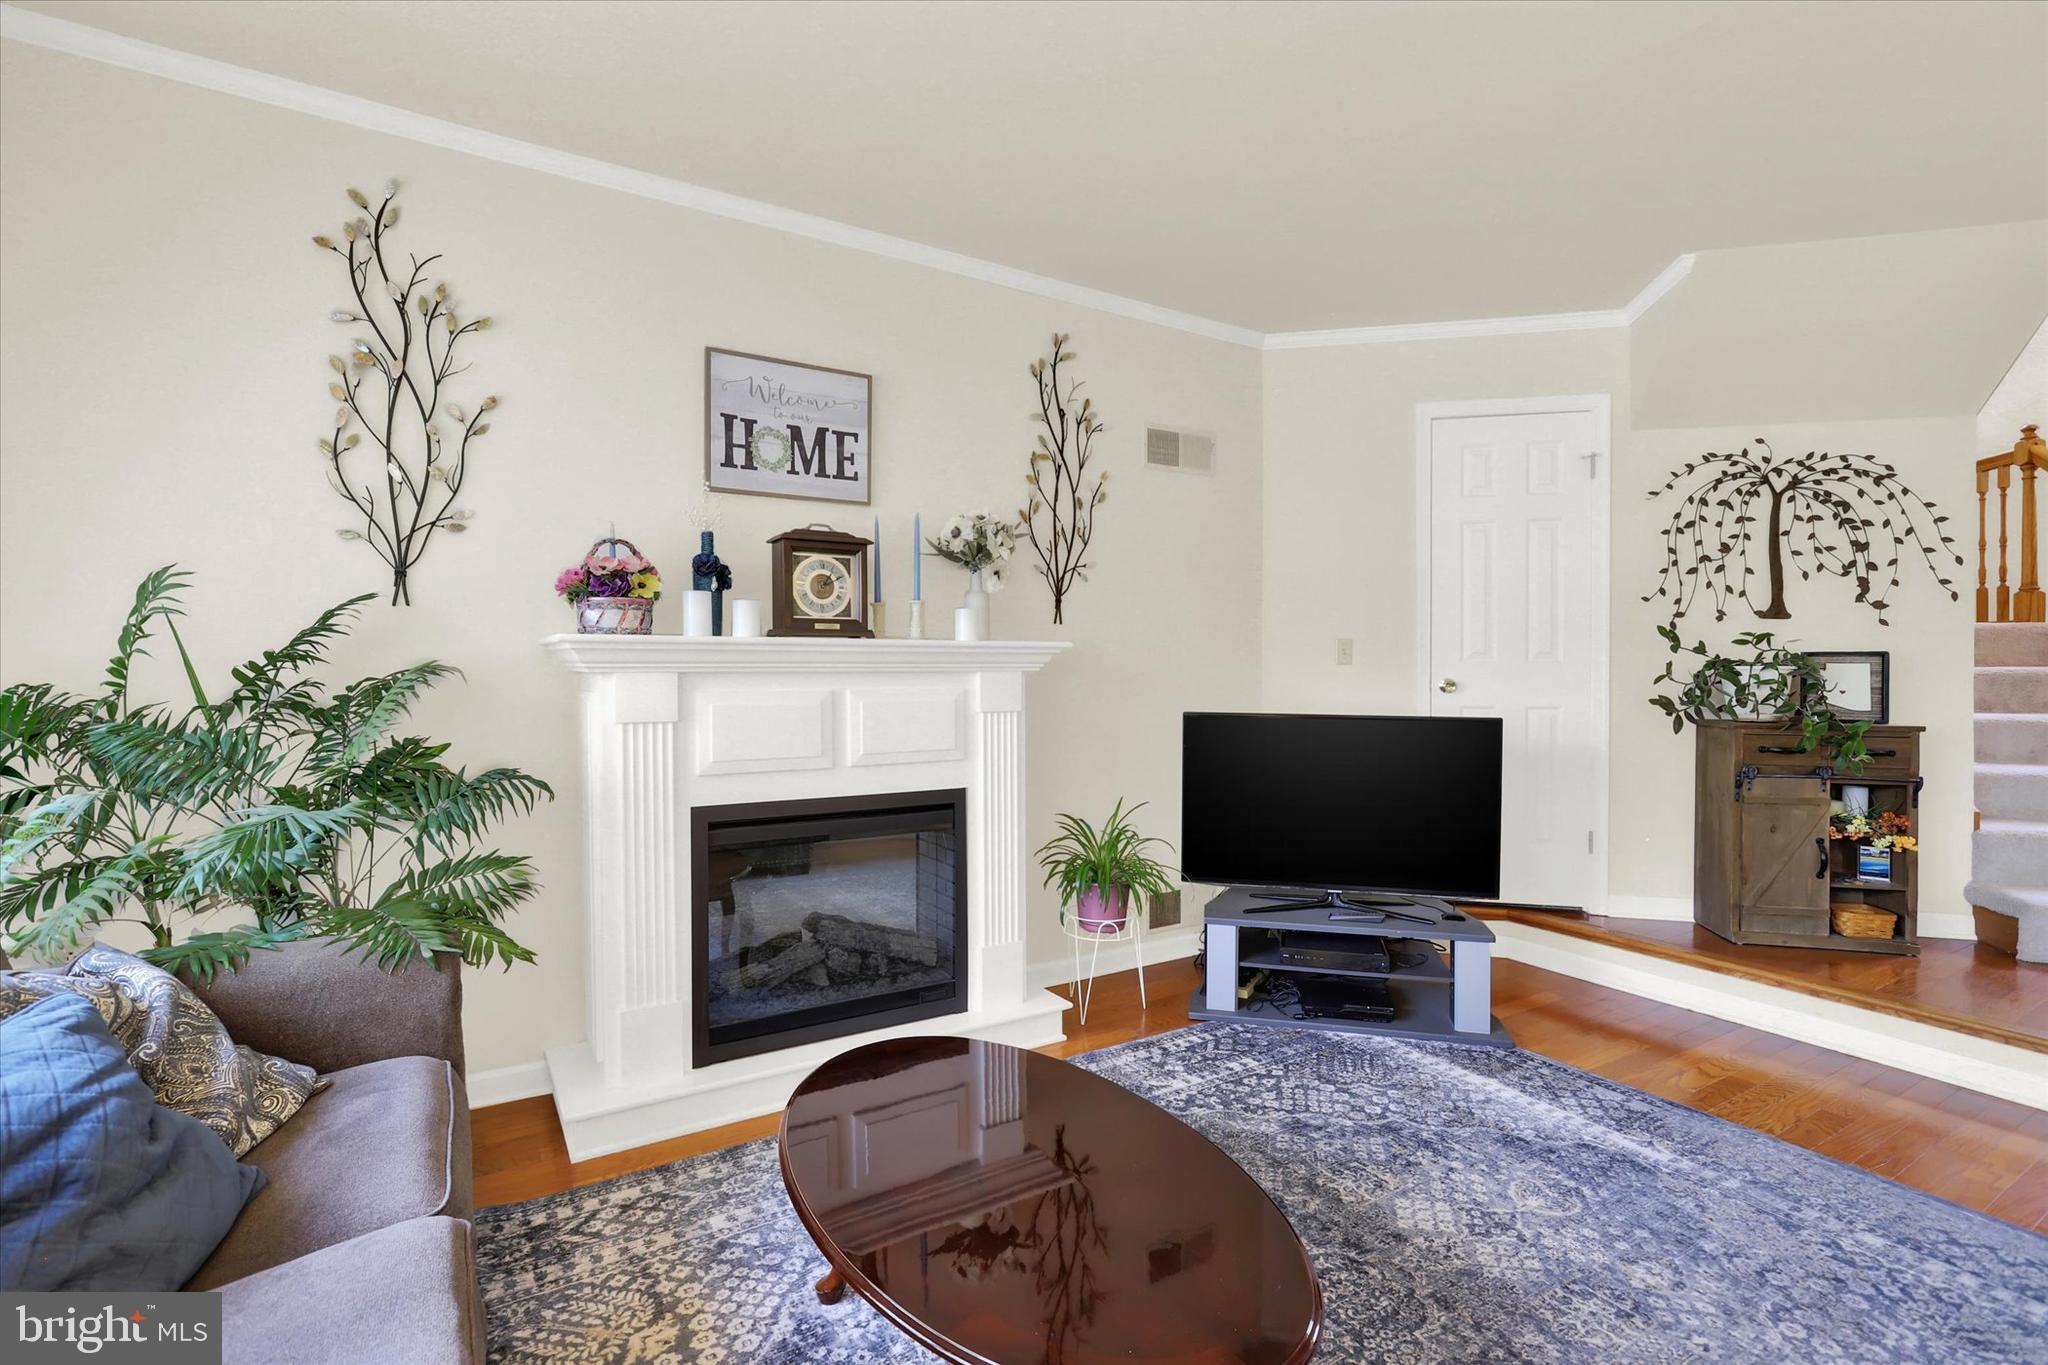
left=1145, top=426, right=1214, bottom=473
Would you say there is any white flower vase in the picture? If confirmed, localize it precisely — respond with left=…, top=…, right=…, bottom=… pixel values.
left=962, top=569, right=991, bottom=639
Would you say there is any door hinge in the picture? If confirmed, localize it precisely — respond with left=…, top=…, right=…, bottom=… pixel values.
left=1581, top=450, right=1603, bottom=478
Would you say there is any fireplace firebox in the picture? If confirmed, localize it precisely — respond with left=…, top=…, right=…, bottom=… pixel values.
left=691, top=789, right=968, bottom=1066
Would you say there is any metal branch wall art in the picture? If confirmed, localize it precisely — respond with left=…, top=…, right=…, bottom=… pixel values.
left=1643, top=439, right=1962, bottom=626
left=1018, top=333, right=1107, bottom=625
left=312, top=181, right=498, bottom=605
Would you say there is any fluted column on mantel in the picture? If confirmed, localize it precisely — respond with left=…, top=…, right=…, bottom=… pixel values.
left=971, top=671, right=1030, bottom=1014
left=581, top=672, right=689, bottom=1083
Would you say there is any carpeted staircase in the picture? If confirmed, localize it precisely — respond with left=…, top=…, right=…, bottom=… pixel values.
left=1968, top=623, right=2048, bottom=961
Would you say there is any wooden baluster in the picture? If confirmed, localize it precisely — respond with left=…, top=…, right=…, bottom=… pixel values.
left=1997, top=464, right=2012, bottom=622
left=1977, top=466, right=1991, bottom=622
left=2020, top=460, right=2044, bottom=623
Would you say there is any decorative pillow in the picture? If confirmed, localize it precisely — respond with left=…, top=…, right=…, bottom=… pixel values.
left=0, top=944, right=321, bottom=1157
left=0, top=992, right=266, bottom=1290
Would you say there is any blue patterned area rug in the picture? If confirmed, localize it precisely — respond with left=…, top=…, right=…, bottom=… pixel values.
left=475, top=1023, right=2048, bottom=1363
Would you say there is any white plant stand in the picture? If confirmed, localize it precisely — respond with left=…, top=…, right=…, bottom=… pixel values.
left=1061, top=906, right=1147, bottom=1023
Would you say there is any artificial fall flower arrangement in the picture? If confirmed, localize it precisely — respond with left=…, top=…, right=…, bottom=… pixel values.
left=1828, top=809, right=1917, bottom=854
left=555, top=545, right=661, bottom=604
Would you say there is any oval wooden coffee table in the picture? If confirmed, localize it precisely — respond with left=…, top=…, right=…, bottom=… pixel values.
left=779, top=1036, right=1322, bottom=1364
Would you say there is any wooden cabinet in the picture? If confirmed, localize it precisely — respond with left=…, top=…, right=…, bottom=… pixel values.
left=1694, top=720, right=1924, bottom=954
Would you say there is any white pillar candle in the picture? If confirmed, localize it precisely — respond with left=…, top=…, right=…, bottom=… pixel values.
left=730, top=598, right=763, bottom=638
left=953, top=606, right=983, bottom=642
left=683, top=590, right=715, bottom=637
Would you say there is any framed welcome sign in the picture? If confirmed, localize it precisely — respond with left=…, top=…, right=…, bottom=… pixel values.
left=704, top=348, right=871, bottom=505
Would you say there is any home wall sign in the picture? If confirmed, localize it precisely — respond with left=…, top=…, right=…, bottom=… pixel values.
left=704, top=348, right=871, bottom=505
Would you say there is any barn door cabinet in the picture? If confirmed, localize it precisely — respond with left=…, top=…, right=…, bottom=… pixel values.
left=1693, top=719, right=1924, bottom=955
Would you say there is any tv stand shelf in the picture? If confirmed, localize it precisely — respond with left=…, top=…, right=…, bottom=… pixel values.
left=1189, top=888, right=1512, bottom=1049
left=1237, top=936, right=1454, bottom=984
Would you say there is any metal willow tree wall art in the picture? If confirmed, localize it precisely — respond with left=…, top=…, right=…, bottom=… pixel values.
left=1643, top=439, right=1962, bottom=626
left=1018, top=333, right=1107, bottom=624
left=312, top=181, right=497, bottom=605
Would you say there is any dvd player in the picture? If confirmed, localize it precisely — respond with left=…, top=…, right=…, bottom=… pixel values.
left=1273, top=932, right=1390, bottom=974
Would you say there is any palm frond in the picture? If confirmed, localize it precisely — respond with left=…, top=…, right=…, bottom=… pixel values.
left=83, top=718, right=280, bottom=809
left=404, top=768, right=554, bottom=850
left=1, top=842, right=159, bottom=959
left=217, top=594, right=374, bottom=724
left=315, top=662, right=462, bottom=772
left=384, top=849, right=537, bottom=921
left=173, top=803, right=366, bottom=902
left=0, top=791, right=101, bottom=881
left=140, top=925, right=308, bottom=982
left=100, top=566, right=189, bottom=716
left=318, top=897, right=456, bottom=970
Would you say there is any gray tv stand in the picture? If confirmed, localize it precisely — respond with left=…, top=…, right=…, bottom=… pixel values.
left=1189, top=886, right=1513, bottom=1048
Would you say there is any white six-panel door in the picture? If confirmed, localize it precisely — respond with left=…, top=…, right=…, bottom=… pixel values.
left=1421, top=400, right=1609, bottom=910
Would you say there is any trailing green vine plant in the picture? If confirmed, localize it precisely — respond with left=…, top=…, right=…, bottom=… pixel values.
left=1647, top=626, right=1872, bottom=768
left=0, top=568, right=552, bottom=976
left=313, top=179, right=497, bottom=605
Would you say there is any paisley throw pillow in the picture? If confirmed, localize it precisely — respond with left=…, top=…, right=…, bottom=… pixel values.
left=0, top=944, right=322, bottom=1156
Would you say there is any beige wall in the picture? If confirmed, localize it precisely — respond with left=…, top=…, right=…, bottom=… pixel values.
left=0, top=42, right=1264, bottom=1077
left=1261, top=226, right=2039, bottom=924
left=1260, top=331, right=1630, bottom=714
left=1614, top=416, right=1978, bottom=917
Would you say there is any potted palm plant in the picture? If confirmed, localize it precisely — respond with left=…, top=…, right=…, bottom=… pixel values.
left=1036, top=799, right=1176, bottom=935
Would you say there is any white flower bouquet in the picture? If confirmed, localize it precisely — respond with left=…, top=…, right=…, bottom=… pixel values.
left=927, top=511, right=1019, bottom=592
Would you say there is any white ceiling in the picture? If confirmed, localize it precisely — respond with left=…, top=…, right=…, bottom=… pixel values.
left=15, top=0, right=2048, bottom=333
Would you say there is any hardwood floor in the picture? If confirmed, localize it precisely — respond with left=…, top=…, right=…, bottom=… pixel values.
left=472, top=956, right=2048, bottom=1231
left=1475, top=909, right=2048, bottom=1050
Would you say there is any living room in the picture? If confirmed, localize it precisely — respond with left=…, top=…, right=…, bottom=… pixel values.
left=1, top=2, right=2043, bottom=1362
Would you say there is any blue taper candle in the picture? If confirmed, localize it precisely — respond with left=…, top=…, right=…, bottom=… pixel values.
left=872, top=516, right=882, bottom=601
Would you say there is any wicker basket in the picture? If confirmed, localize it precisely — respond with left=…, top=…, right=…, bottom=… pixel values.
left=573, top=536, right=655, bottom=635
left=1830, top=901, right=1897, bottom=939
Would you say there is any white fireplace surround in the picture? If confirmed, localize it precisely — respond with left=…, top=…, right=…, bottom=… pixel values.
left=541, top=635, right=1072, bottom=1161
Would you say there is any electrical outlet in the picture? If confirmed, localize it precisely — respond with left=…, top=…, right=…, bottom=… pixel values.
left=1336, top=637, right=1354, bottom=665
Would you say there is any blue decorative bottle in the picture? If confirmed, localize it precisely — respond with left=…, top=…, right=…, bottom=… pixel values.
left=691, top=531, right=730, bottom=635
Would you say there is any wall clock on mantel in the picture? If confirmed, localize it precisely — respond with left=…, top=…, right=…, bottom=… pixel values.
left=768, top=526, right=873, bottom=638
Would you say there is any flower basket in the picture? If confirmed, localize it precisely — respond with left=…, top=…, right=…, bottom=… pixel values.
left=558, top=536, right=661, bottom=635
left=577, top=596, right=654, bottom=635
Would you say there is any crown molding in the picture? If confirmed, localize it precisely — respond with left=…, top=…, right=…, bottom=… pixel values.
left=0, top=4, right=1698, bottom=354
left=1260, top=307, right=1630, bottom=350
left=1622, top=252, right=1697, bottom=323
left=1260, top=252, right=1697, bottom=350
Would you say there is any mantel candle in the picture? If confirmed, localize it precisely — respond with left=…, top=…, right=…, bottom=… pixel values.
left=872, top=516, right=883, bottom=602
left=912, top=512, right=922, bottom=600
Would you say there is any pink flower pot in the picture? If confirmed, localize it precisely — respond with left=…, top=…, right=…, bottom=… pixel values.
left=1074, top=885, right=1129, bottom=935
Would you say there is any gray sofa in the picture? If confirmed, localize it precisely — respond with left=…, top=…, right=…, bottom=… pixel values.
left=10, top=940, right=486, bottom=1364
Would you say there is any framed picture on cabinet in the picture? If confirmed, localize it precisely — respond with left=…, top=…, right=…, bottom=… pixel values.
left=704, top=348, right=871, bottom=505
left=1807, top=651, right=1889, bottom=724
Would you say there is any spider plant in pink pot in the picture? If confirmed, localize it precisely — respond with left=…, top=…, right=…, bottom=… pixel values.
left=1036, top=800, right=1177, bottom=935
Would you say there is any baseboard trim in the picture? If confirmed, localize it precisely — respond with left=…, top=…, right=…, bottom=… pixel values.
left=1916, top=910, right=1976, bottom=941
left=1491, top=920, right=2046, bottom=1110
left=1027, top=924, right=1204, bottom=994
left=1599, top=895, right=1693, bottom=922
left=466, top=1061, right=552, bottom=1108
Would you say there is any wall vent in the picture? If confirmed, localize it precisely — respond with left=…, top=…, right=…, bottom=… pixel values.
left=1145, top=426, right=1214, bottom=473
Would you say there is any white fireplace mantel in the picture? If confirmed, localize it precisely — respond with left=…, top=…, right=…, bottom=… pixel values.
left=540, top=633, right=1072, bottom=1161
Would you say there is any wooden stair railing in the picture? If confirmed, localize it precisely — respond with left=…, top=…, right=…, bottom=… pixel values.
left=1978, top=423, right=2048, bottom=623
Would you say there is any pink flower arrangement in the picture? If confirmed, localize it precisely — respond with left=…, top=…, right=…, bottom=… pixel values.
left=555, top=545, right=661, bottom=603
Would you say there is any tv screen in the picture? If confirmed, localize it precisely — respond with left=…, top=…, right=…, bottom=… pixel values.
left=1181, top=712, right=1503, bottom=899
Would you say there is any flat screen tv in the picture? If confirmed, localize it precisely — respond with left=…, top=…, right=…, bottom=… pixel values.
left=1181, top=712, right=1503, bottom=901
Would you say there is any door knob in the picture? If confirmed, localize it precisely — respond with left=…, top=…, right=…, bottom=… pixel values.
left=1439, top=678, right=1458, bottom=694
